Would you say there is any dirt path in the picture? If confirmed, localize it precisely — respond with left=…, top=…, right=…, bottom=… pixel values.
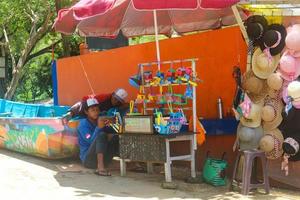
left=0, top=149, right=299, bottom=200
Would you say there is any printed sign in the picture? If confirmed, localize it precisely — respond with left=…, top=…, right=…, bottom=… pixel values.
left=123, top=115, right=153, bottom=134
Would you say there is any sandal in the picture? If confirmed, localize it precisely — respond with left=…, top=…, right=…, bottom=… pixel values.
left=94, top=170, right=111, bottom=176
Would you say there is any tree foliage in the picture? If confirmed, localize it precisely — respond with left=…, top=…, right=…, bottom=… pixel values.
left=0, top=0, right=81, bottom=102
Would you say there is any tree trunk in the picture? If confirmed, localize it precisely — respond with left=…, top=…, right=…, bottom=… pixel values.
left=4, top=70, right=21, bottom=100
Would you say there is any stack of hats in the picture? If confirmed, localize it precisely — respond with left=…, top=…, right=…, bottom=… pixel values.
left=235, top=15, right=290, bottom=160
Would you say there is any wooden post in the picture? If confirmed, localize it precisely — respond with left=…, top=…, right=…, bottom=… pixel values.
left=232, top=5, right=252, bottom=72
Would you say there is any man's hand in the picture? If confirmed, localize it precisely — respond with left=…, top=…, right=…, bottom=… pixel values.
left=62, top=112, right=72, bottom=125
left=97, top=118, right=106, bottom=128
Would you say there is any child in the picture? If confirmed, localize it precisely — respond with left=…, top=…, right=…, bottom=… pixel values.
left=77, top=96, right=119, bottom=176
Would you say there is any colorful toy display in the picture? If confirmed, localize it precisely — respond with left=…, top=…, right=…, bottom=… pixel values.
left=130, top=60, right=200, bottom=135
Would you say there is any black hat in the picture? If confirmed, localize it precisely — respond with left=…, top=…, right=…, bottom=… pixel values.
left=259, top=24, right=287, bottom=56
left=282, top=137, right=300, bottom=161
left=245, top=15, right=268, bottom=45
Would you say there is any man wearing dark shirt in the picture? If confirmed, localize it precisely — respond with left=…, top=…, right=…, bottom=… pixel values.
left=67, top=88, right=129, bottom=118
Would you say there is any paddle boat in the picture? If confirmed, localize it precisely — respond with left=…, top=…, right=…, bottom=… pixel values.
left=0, top=99, right=79, bottom=159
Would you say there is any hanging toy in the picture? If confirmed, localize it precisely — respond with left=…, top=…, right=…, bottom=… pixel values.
left=165, top=85, right=174, bottom=103
left=175, top=68, right=185, bottom=83
left=135, top=86, right=146, bottom=104
left=185, top=85, right=193, bottom=99
left=143, top=71, right=153, bottom=84
left=156, top=71, right=165, bottom=84
left=181, top=67, right=192, bottom=82
left=166, top=68, right=176, bottom=84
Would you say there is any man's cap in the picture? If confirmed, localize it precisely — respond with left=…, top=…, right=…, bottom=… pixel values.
left=113, top=88, right=128, bottom=103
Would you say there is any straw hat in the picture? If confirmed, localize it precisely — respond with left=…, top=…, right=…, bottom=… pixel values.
left=237, top=123, right=264, bottom=151
left=240, top=102, right=263, bottom=128
left=242, top=70, right=269, bottom=103
left=278, top=51, right=300, bottom=81
left=252, top=48, right=280, bottom=79
left=287, top=81, right=300, bottom=109
left=286, top=24, right=300, bottom=58
left=259, top=128, right=284, bottom=160
left=267, top=72, right=283, bottom=91
left=259, top=24, right=287, bottom=56
left=261, top=94, right=283, bottom=131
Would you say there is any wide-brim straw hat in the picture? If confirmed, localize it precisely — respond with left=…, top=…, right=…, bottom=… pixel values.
left=252, top=48, right=280, bottom=79
left=267, top=72, right=283, bottom=91
left=261, top=93, right=283, bottom=131
left=242, top=70, right=269, bottom=103
left=237, top=123, right=264, bottom=151
left=245, top=15, right=268, bottom=45
left=259, top=24, right=287, bottom=56
left=240, top=102, right=263, bottom=128
left=259, top=128, right=284, bottom=160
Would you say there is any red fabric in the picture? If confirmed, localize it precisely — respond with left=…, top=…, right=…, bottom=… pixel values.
left=200, top=0, right=240, bottom=9
left=132, top=0, right=198, bottom=10
left=54, top=0, right=246, bottom=37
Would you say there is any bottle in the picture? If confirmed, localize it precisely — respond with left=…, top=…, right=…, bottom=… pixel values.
left=217, top=97, right=223, bottom=119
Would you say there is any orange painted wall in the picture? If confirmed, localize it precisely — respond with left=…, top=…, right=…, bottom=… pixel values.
left=57, top=26, right=247, bottom=118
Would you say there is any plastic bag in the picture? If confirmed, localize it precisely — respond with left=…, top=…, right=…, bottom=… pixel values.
left=202, top=152, right=228, bottom=186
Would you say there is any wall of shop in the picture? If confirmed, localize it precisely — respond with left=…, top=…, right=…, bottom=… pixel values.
left=56, top=26, right=247, bottom=119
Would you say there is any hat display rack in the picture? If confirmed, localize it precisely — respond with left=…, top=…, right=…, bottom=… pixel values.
left=234, top=13, right=300, bottom=175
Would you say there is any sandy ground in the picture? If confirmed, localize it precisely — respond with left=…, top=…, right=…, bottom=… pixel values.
left=0, top=149, right=300, bottom=200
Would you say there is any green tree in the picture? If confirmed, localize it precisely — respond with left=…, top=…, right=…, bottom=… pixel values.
left=0, top=0, right=81, bottom=102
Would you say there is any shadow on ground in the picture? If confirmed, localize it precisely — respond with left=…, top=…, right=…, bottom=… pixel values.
left=1, top=149, right=299, bottom=199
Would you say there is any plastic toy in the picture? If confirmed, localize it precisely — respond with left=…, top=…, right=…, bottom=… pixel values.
left=185, top=85, right=193, bottom=99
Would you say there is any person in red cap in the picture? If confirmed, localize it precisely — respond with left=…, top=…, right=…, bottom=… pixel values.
left=77, top=96, right=119, bottom=176
left=66, top=88, right=129, bottom=119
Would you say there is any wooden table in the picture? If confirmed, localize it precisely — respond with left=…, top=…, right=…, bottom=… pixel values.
left=119, top=132, right=197, bottom=183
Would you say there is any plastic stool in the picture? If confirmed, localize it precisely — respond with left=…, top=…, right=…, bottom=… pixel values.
left=230, top=150, right=270, bottom=195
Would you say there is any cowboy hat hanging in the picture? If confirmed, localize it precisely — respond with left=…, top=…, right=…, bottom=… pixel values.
left=261, top=93, right=283, bottom=131
left=285, top=24, right=300, bottom=58
left=252, top=48, right=280, bottom=79
left=267, top=72, right=283, bottom=91
left=259, top=24, right=287, bottom=56
left=244, top=15, right=268, bottom=46
left=242, top=70, right=269, bottom=103
left=237, top=122, right=264, bottom=151
left=259, top=128, right=284, bottom=160
left=278, top=51, right=300, bottom=81
left=240, top=102, right=263, bottom=128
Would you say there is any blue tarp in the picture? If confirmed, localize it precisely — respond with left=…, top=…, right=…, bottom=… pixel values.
left=200, top=118, right=238, bottom=135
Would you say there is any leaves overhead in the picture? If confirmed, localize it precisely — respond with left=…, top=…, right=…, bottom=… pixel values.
left=0, top=0, right=81, bottom=102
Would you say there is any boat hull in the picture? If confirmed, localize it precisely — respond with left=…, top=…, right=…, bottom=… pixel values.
left=0, top=117, right=78, bottom=159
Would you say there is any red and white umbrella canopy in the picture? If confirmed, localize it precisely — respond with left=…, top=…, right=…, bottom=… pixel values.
left=54, top=0, right=244, bottom=38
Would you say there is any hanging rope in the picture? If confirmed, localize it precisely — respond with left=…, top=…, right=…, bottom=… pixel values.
left=78, top=57, right=95, bottom=95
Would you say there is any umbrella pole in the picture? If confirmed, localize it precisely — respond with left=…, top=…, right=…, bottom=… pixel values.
left=153, top=10, right=161, bottom=71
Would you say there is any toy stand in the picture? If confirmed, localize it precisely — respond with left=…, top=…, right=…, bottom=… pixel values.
left=119, top=58, right=200, bottom=184
left=139, top=58, right=199, bottom=150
